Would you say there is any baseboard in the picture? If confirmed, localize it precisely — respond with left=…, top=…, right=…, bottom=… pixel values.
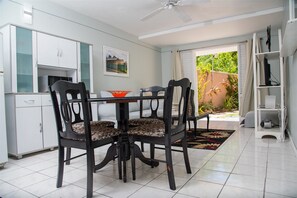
left=287, top=129, right=297, bottom=157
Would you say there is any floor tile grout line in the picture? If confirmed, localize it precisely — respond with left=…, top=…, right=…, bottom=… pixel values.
left=262, top=139, right=273, bottom=198
left=216, top=127, right=253, bottom=197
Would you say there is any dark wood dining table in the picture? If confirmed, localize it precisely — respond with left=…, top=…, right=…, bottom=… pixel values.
left=89, top=95, right=164, bottom=182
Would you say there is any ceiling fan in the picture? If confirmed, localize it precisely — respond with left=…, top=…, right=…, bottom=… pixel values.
left=140, top=0, right=194, bottom=22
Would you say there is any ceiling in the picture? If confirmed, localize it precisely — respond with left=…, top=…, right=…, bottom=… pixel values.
left=46, top=0, right=285, bottom=48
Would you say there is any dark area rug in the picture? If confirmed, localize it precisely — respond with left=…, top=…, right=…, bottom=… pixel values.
left=173, top=128, right=235, bottom=150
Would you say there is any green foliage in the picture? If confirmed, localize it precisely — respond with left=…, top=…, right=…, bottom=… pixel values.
left=199, top=101, right=214, bottom=114
left=197, top=70, right=209, bottom=102
left=196, top=51, right=239, bottom=113
left=196, top=51, right=238, bottom=74
left=221, top=75, right=239, bottom=111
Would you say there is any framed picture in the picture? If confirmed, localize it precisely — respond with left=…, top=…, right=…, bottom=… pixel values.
left=103, top=46, right=129, bottom=77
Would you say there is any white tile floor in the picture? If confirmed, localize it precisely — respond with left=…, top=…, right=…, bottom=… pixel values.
left=1, top=121, right=297, bottom=198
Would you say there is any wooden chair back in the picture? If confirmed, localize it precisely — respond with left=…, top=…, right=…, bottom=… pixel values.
left=49, top=80, right=91, bottom=142
left=164, top=78, right=191, bottom=135
left=139, top=86, right=166, bottom=119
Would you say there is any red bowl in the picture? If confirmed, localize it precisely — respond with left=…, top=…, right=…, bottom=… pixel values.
left=108, top=90, right=130, bottom=98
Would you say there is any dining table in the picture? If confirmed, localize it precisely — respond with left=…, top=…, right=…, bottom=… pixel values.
left=89, top=95, right=165, bottom=182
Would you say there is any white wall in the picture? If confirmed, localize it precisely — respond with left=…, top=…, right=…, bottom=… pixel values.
left=161, top=51, right=172, bottom=86
left=0, top=0, right=162, bottom=94
left=287, top=55, right=297, bottom=148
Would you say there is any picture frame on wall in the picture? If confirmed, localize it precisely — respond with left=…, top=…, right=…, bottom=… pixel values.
left=103, top=46, right=129, bottom=77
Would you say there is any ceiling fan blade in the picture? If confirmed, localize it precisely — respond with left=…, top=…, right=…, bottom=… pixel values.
left=181, top=0, right=210, bottom=6
left=140, top=7, right=165, bottom=21
left=173, top=6, right=191, bottom=22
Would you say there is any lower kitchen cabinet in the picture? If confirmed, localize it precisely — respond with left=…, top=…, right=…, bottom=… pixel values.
left=15, top=106, right=43, bottom=155
left=41, top=94, right=58, bottom=149
left=5, top=94, right=57, bottom=158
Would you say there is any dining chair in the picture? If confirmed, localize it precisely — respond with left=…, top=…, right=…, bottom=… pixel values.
left=65, top=90, right=96, bottom=165
left=49, top=80, right=121, bottom=198
left=174, top=89, right=210, bottom=136
left=128, top=78, right=192, bottom=190
left=129, top=86, right=166, bottom=152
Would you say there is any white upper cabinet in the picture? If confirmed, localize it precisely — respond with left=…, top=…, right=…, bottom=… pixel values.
left=37, top=32, right=77, bottom=69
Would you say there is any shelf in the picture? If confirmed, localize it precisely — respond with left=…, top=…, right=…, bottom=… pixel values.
left=257, top=107, right=281, bottom=111
left=255, top=127, right=283, bottom=141
left=257, top=85, right=281, bottom=89
left=256, top=127, right=281, bottom=133
left=255, top=51, right=280, bottom=61
left=281, top=19, right=297, bottom=57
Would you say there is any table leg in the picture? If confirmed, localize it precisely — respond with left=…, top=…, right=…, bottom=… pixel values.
left=94, top=144, right=117, bottom=171
left=133, top=143, right=159, bottom=167
left=116, top=102, right=159, bottom=182
left=116, top=103, right=130, bottom=182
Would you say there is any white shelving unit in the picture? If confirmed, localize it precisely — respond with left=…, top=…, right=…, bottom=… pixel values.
left=253, top=29, right=285, bottom=141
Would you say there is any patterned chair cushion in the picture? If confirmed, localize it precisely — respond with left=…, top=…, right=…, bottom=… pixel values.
left=129, top=118, right=163, bottom=126
left=128, top=118, right=165, bottom=137
left=72, top=121, right=120, bottom=141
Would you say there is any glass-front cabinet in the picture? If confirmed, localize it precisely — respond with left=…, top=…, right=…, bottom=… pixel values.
left=78, top=43, right=93, bottom=92
left=16, top=27, right=33, bottom=92
left=0, top=25, right=37, bottom=93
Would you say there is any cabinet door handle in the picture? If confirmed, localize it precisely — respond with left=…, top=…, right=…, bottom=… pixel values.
left=24, top=100, right=35, bottom=104
left=40, top=123, right=43, bottom=133
left=57, top=49, right=60, bottom=57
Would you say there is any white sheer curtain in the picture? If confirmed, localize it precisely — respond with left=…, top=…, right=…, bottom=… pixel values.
left=239, top=40, right=254, bottom=117
left=172, top=50, right=184, bottom=106
left=172, top=50, right=184, bottom=80
left=172, top=50, right=198, bottom=114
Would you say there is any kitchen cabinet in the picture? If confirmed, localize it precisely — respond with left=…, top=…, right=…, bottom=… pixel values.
left=5, top=92, right=98, bottom=158
left=41, top=94, right=58, bottom=148
left=37, top=32, right=77, bottom=69
left=1, top=24, right=95, bottom=157
left=15, top=105, right=43, bottom=154
left=0, top=25, right=37, bottom=93
left=5, top=94, right=57, bottom=158
left=78, top=43, right=93, bottom=92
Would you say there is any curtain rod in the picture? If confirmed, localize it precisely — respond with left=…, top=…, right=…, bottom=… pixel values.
left=175, top=40, right=248, bottom=53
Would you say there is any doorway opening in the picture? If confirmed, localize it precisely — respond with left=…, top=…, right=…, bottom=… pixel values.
left=195, top=45, right=239, bottom=121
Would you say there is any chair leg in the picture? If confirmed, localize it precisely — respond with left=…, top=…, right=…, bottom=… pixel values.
left=57, top=146, right=65, bottom=188
left=129, top=137, right=136, bottom=180
left=123, top=140, right=128, bottom=183
left=193, top=120, right=197, bottom=136
left=182, top=137, right=191, bottom=174
left=187, top=120, right=191, bottom=131
left=141, top=142, right=144, bottom=152
left=117, top=139, right=122, bottom=180
left=206, top=115, right=210, bottom=131
left=86, top=149, right=94, bottom=198
left=66, top=147, right=71, bottom=165
left=165, top=145, right=176, bottom=190
left=150, top=143, right=155, bottom=168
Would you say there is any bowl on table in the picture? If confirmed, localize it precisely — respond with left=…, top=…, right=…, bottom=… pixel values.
left=108, top=90, right=130, bottom=98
